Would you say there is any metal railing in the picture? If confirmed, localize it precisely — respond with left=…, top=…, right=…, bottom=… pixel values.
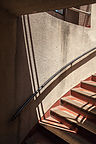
left=69, top=7, right=91, bottom=15
left=11, top=47, right=96, bottom=121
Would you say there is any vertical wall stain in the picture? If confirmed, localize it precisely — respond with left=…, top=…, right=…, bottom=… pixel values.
left=61, top=23, right=70, bottom=63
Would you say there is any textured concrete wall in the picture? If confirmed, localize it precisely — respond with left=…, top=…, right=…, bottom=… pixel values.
left=16, top=4, right=96, bottom=143
left=0, top=4, right=96, bottom=144
left=27, top=4, right=96, bottom=114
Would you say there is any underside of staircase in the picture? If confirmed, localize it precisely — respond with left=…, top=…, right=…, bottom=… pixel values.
left=40, top=74, right=96, bottom=144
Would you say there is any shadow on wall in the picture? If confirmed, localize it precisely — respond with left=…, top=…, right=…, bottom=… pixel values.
left=15, top=14, right=96, bottom=143
left=15, top=15, right=45, bottom=143
left=21, top=15, right=45, bottom=120
left=16, top=16, right=35, bottom=143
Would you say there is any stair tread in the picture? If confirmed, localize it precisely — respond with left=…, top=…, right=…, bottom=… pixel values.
left=42, top=116, right=69, bottom=129
left=51, top=106, right=96, bottom=134
left=93, top=74, right=96, bottom=77
left=72, top=88, right=96, bottom=99
left=47, top=116, right=60, bottom=123
left=40, top=121, right=92, bottom=144
left=51, top=106, right=85, bottom=122
left=82, top=80, right=96, bottom=87
left=61, top=96, right=96, bottom=115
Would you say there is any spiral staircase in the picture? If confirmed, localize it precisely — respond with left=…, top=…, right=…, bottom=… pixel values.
left=38, top=74, right=96, bottom=144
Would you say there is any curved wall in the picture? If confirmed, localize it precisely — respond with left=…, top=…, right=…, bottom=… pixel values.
left=16, top=4, right=96, bottom=143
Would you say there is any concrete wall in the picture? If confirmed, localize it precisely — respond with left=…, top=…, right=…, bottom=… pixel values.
left=17, top=4, right=96, bottom=143
left=0, top=10, right=18, bottom=144
left=1, top=0, right=96, bottom=15
left=16, top=4, right=96, bottom=143
left=26, top=5, right=96, bottom=111
left=0, top=4, right=96, bottom=144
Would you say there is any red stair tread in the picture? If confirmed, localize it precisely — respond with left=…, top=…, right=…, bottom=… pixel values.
left=82, top=80, right=96, bottom=87
left=47, top=116, right=60, bottom=123
left=50, top=105, right=96, bottom=134
left=93, top=74, right=96, bottom=76
left=81, top=80, right=96, bottom=93
left=72, top=88, right=96, bottom=98
left=42, top=116, right=73, bottom=130
left=40, top=74, right=96, bottom=144
left=62, top=95, right=91, bottom=108
left=92, top=74, right=96, bottom=82
left=51, top=105, right=86, bottom=122
left=61, top=95, right=96, bottom=115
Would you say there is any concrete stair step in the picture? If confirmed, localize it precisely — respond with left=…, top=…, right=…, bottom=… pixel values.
left=40, top=120, right=92, bottom=144
left=71, top=88, right=96, bottom=104
left=81, top=80, right=96, bottom=92
left=92, top=74, right=96, bottom=82
left=50, top=105, right=96, bottom=134
left=25, top=124, right=67, bottom=144
left=42, top=116, right=70, bottom=130
left=61, top=95, right=96, bottom=119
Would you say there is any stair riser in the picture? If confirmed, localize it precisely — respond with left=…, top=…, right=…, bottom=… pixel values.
left=71, top=90, right=96, bottom=105
left=81, top=83, right=96, bottom=93
left=92, top=76, right=96, bottom=82
left=61, top=100, right=95, bottom=119
left=50, top=111, right=77, bottom=131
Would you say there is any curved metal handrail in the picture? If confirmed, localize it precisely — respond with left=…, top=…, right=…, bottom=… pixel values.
left=11, top=47, right=96, bottom=121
